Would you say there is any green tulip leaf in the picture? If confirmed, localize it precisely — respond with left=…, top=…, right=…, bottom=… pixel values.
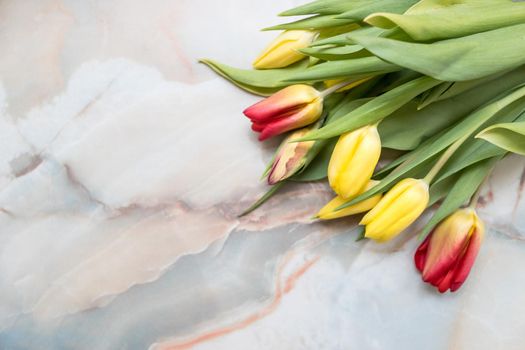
left=336, top=0, right=419, bottom=20
left=433, top=141, right=504, bottom=185
left=428, top=175, right=458, bottom=207
left=311, top=33, right=354, bottom=47
left=434, top=101, right=525, bottom=183
left=311, top=26, right=383, bottom=47
left=376, top=128, right=448, bottom=178
left=366, top=0, right=525, bottom=41
left=238, top=182, right=286, bottom=217
left=380, top=66, right=525, bottom=150
left=348, top=23, right=525, bottom=81
left=200, top=59, right=310, bottom=96
left=297, top=76, right=441, bottom=141
left=476, top=122, right=525, bottom=156
left=279, top=0, right=362, bottom=16
left=417, top=82, right=454, bottom=110
left=264, top=15, right=356, bottom=31
left=418, top=158, right=499, bottom=240
left=339, top=84, right=525, bottom=210
left=417, top=71, right=507, bottom=109
left=300, top=45, right=364, bottom=61
left=285, top=56, right=400, bottom=83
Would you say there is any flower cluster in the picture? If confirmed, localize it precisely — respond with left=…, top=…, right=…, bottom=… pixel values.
left=205, top=0, right=525, bottom=293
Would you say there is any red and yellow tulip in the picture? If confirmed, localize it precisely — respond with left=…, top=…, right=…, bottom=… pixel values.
left=267, top=127, right=316, bottom=184
left=243, top=84, right=323, bottom=141
left=415, top=208, right=484, bottom=293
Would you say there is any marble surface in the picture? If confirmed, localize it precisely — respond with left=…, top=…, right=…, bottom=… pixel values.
left=0, top=1, right=524, bottom=349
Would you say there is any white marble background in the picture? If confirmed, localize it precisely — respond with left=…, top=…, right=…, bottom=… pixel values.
left=0, top=1, right=524, bottom=349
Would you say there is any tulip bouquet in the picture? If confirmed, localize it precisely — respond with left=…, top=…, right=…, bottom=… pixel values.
left=203, top=0, right=525, bottom=293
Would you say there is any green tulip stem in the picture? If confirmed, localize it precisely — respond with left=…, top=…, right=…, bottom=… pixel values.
left=468, top=184, right=483, bottom=210
left=320, top=79, right=358, bottom=98
left=468, top=165, right=495, bottom=209
left=423, top=134, right=468, bottom=184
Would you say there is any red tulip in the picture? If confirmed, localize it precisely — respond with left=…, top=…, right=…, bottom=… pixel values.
left=243, top=85, right=323, bottom=141
left=415, top=208, right=484, bottom=293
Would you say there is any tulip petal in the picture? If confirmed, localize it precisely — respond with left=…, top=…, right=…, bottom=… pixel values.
left=317, top=192, right=382, bottom=220
left=414, top=235, right=430, bottom=273
left=361, top=178, right=428, bottom=241
left=253, top=30, right=316, bottom=69
left=328, top=130, right=363, bottom=196
left=251, top=123, right=265, bottom=132
left=328, top=126, right=381, bottom=199
left=421, top=210, right=475, bottom=283
left=360, top=178, right=417, bottom=225
left=267, top=131, right=314, bottom=184
left=415, top=208, right=485, bottom=293
left=243, top=85, right=320, bottom=123
left=365, top=187, right=428, bottom=241
left=450, top=227, right=483, bottom=292
left=436, top=268, right=455, bottom=293
left=258, top=102, right=322, bottom=140
left=338, top=127, right=381, bottom=198
left=253, top=38, right=305, bottom=69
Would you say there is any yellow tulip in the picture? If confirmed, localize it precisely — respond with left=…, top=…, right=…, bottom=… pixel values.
left=360, top=178, right=429, bottom=242
left=328, top=125, right=381, bottom=199
left=253, top=30, right=317, bottom=69
left=317, top=181, right=382, bottom=220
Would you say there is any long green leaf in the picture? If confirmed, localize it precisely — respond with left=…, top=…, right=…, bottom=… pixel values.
left=433, top=103, right=525, bottom=183
left=433, top=142, right=503, bottom=185
left=339, top=84, right=525, bottom=209
left=417, top=82, right=454, bottom=110
left=377, top=127, right=449, bottom=177
left=279, top=0, right=364, bottom=16
left=264, top=15, right=356, bottom=31
left=300, top=45, right=365, bottom=61
left=379, top=66, right=525, bottom=150
left=417, top=71, right=508, bottom=109
left=477, top=122, right=525, bottom=156
left=418, top=158, right=499, bottom=240
left=366, top=0, right=525, bottom=41
left=200, top=59, right=309, bottom=96
left=285, top=56, right=399, bottom=83
left=297, top=76, right=441, bottom=141
left=336, top=0, right=419, bottom=20
left=238, top=182, right=286, bottom=217
left=348, top=24, right=525, bottom=81
left=428, top=174, right=458, bottom=207
left=311, top=26, right=383, bottom=47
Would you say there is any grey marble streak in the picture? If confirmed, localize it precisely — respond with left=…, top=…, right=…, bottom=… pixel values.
left=0, top=1, right=524, bottom=350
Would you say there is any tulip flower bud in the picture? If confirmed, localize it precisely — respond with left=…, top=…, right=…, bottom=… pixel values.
left=243, top=85, right=323, bottom=141
left=253, top=30, right=317, bottom=69
left=414, top=208, right=484, bottom=293
left=328, top=125, right=381, bottom=199
left=360, top=178, right=429, bottom=242
left=317, top=180, right=382, bottom=220
left=267, top=127, right=316, bottom=184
